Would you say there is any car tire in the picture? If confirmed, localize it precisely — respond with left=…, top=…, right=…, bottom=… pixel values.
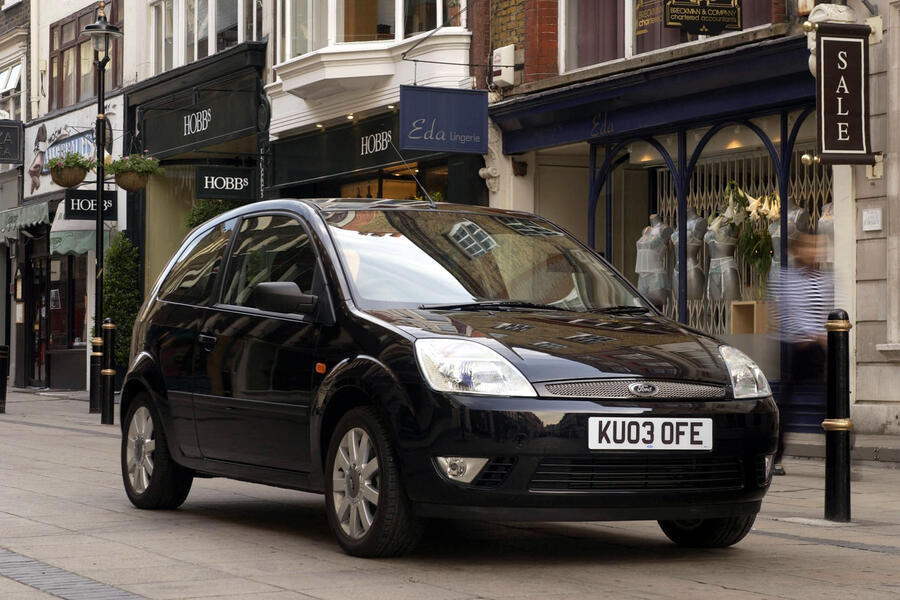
left=121, top=393, right=193, bottom=510
left=658, top=514, right=757, bottom=548
left=325, top=406, right=423, bottom=557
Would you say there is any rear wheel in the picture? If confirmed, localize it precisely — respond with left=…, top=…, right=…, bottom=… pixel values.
left=121, top=394, right=193, bottom=509
left=325, top=406, right=422, bottom=557
left=658, top=514, right=756, bottom=548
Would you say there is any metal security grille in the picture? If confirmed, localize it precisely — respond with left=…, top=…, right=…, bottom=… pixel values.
left=529, top=456, right=745, bottom=492
left=656, top=145, right=833, bottom=335
left=539, top=379, right=727, bottom=399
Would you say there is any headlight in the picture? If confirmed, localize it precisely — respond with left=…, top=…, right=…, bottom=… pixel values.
left=719, top=345, right=771, bottom=399
left=414, top=338, right=537, bottom=396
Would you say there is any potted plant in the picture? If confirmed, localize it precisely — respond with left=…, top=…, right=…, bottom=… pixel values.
left=107, top=151, right=162, bottom=192
left=48, top=152, right=96, bottom=188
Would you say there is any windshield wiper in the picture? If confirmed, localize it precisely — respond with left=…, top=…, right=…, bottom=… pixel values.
left=591, top=305, right=652, bottom=314
left=419, top=300, right=568, bottom=312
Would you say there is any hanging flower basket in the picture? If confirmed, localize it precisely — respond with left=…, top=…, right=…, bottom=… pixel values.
left=108, top=152, right=162, bottom=192
left=115, top=171, right=149, bottom=192
left=50, top=166, right=88, bottom=188
left=47, top=151, right=96, bottom=188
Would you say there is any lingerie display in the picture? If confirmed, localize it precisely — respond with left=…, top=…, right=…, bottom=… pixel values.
left=671, top=207, right=707, bottom=301
left=705, top=217, right=741, bottom=303
left=635, top=214, right=673, bottom=309
left=818, top=202, right=834, bottom=270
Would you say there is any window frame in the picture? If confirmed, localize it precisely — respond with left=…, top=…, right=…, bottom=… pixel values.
left=275, top=0, right=467, bottom=66
left=216, top=211, right=328, bottom=323
left=48, top=0, right=123, bottom=112
left=557, top=0, right=772, bottom=74
left=0, top=60, right=23, bottom=121
left=151, top=0, right=264, bottom=76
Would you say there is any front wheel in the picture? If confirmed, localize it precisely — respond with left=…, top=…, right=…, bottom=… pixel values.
left=121, top=394, right=193, bottom=509
left=658, top=514, right=756, bottom=548
left=325, top=406, right=422, bottom=557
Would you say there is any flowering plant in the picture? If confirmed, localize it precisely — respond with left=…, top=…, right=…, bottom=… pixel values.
left=48, top=151, right=96, bottom=171
left=106, top=151, right=162, bottom=175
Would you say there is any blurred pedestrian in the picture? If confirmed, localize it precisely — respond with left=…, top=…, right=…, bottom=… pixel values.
left=768, top=231, right=833, bottom=475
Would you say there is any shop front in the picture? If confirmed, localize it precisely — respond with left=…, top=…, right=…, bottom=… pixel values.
left=3, top=97, right=124, bottom=389
left=123, top=42, right=267, bottom=291
left=266, top=112, right=486, bottom=205
left=491, top=35, right=836, bottom=431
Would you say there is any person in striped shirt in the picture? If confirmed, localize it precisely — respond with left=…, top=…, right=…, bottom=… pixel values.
left=768, top=232, right=833, bottom=475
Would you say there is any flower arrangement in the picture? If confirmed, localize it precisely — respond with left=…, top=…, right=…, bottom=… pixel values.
left=713, top=182, right=781, bottom=295
left=48, top=151, right=96, bottom=188
left=106, top=151, right=162, bottom=192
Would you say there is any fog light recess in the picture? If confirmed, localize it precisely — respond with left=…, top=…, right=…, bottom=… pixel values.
left=435, top=457, right=490, bottom=484
left=765, top=455, right=774, bottom=480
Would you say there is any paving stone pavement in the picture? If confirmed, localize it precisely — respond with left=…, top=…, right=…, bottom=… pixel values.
left=1, top=389, right=899, bottom=599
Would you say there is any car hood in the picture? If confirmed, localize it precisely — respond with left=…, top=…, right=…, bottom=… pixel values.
left=368, top=308, right=729, bottom=384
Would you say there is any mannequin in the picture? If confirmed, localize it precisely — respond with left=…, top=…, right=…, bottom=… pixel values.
left=671, top=206, right=708, bottom=301
left=817, top=202, right=834, bottom=270
left=769, top=199, right=810, bottom=273
left=635, top=214, right=673, bottom=309
left=705, top=216, right=741, bottom=303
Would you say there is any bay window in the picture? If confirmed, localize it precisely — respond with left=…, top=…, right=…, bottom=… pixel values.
left=152, top=0, right=264, bottom=75
left=562, top=0, right=771, bottom=72
left=277, top=0, right=465, bottom=64
left=0, top=63, right=22, bottom=120
left=49, top=1, right=123, bottom=111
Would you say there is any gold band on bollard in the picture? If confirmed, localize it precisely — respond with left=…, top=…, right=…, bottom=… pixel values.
left=92, top=337, right=103, bottom=346
left=822, top=418, right=853, bottom=432
left=91, top=352, right=103, bottom=357
left=824, top=320, right=853, bottom=332
left=102, top=322, right=117, bottom=330
left=101, top=369, right=116, bottom=376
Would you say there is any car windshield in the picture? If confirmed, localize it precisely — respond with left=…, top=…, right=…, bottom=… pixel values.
left=323, top=209, right=648, bottom=312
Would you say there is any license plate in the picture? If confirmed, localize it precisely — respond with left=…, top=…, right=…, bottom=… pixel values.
left=588, top=417, right=713, bottom=450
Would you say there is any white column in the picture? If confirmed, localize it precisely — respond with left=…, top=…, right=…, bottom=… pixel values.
left=85, top=250, right=96, bottom=393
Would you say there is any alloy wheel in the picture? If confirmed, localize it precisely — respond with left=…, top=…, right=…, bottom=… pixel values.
left=331, top=427, right=380, bottom=538
left=125, top=406, right=156, bottom=494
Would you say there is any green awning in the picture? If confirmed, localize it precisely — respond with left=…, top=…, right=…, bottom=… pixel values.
left=0, top=201, right=50, bottom=232
left=50, top=230, right=110, bottom=255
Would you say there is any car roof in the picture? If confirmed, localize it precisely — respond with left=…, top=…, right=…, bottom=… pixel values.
left=298, top=198, right=534, bottom=217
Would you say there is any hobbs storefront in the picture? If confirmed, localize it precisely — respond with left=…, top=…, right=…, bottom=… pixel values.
left=266, top=112, right=486, bottom=205
left=123, top=42, right=267, bottom=291
left=1, top=97, right=124, bottom=389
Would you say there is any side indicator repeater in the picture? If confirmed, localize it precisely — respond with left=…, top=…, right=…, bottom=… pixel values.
left=315, top=362, right=327, bottom=374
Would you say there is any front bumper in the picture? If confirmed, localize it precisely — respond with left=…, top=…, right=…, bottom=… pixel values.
left=397, top=393, right=779, bottom=521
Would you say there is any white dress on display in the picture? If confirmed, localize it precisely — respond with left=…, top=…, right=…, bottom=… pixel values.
left=635, top=214, right=673, bottom=309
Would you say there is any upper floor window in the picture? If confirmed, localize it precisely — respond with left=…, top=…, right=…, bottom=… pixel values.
left=0, top=63, right=22, bottom=120
left=277, top=0, right=465, bottom=64
left=562, top=0, right=770, bottom=72
left=49, top=1, right=123, bottom=111
left=152, top=0, right=263, bottom=75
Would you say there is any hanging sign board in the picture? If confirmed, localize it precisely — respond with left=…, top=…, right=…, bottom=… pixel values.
left=195, top=166, right=256, bottom=200
left=665, top=0, right=742, bottom=35
left=399, top=86, right=488, bottom=155
left=815, top=22, right=876, bottom=164
left=0, top=119, right=22, bottom=164
left=65, top=189, right=118, bottom=220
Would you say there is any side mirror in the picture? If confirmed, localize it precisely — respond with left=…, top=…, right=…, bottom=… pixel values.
left=250, top=282, right=317, bottom=314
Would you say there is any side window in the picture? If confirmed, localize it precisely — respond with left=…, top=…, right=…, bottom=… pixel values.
left=222, top=214, right=318, bottom=308
left=159, top=219, right=237, bottom=305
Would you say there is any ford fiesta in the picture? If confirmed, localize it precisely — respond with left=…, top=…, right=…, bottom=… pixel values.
left=120, top=199, right=778, bottom=557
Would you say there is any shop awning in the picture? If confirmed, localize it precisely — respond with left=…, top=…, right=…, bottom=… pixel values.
left=49, top=203, right=112, bottom=255
left=0, top=201, right=50, bottom=233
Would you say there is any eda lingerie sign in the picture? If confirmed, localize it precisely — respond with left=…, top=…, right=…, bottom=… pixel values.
left=399, top=86, right=488, bottom=155
left=815, top=22, right=876, bottom=165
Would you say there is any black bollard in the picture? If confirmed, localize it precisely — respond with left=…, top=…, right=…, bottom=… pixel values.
left=101, top=319, right=116, bottom=425
left=0, top=344, right=8, bottom=413
left=90, top=337, right=102, bottom=413
left=823, top=309, right=852, bottom=522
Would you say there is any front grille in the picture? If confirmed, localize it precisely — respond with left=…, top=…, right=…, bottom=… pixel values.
left=539, top=379, right=727, bottom=399
left=529, top=456, right=745, bottom=492
left=472, top=457, right=516, bottom=488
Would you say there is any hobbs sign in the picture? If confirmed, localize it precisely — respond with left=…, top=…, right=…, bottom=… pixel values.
left=195, top=166, right=255, bottom=200
left=65, top=190, right=117, bottom=220
left=815, top=22, right=876, bottom=164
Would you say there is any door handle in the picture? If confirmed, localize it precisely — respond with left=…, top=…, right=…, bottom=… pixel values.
left=198, top=334, right=217, bottom=351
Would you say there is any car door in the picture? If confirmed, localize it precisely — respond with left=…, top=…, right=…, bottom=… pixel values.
left=193, top=213, right=323, bottom=471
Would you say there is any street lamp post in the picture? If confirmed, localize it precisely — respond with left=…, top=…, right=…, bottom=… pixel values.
left=82, top=2, right=121, bottom=424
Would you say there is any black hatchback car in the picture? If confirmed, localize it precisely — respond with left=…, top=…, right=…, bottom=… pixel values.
left=120, top=199, right=777, bottom=557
